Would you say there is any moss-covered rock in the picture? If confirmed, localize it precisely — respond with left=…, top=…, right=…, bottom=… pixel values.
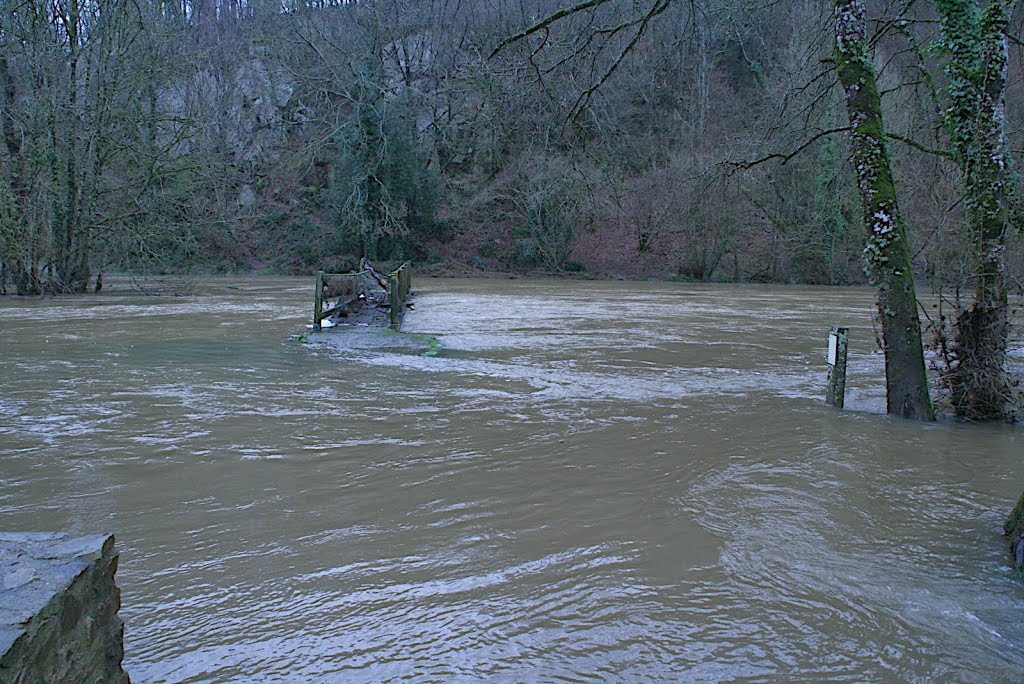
left=1005, top=490, right=1024, bottom=568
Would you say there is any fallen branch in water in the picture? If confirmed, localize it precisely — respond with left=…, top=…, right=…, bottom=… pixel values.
left=359, top=258, right=389, bottom=290
left=129, top=275, right=196, bottom=297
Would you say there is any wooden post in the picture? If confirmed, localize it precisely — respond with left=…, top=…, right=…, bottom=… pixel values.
left=389, top=271, right=400, bottom=328
left=313, top=270, right=324, bottom=331
left=826, top=325, right=849, bottom=408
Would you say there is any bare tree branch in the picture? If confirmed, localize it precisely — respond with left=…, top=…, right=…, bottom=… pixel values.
left=885, top=131, right=954, bottom=158
left=727, top=126, right=851, bottom=172
left=489, top=0, right=615, bottom=59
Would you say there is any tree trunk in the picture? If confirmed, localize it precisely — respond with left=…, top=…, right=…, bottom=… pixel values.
left=834, top=0, right=935, bottom=420
left=51, top=0, right=87, bottom=294
left=1, top=55, right=24, bottom=293
left=1006, top=490, right=1024, bottom=568
left=936, top=0, right=1015, bottom=420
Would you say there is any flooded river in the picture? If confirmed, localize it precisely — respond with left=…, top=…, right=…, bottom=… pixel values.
left=1, top=277, right=1022, bottom=682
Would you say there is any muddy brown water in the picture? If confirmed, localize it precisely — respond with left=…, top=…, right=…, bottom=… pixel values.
left=1, top=277, right=1022, bottom=682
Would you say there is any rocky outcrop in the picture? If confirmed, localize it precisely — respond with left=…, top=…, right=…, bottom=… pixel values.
left=0, top=532, right=129, bottom=684
left=157, top=58, right=296, bottom=166
left=224, top=59, right=295, bottom=165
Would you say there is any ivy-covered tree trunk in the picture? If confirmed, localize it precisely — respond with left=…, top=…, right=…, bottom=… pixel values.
left=0, top=54, right=32, bottom=295
left=1006, top=490, right=1024, bottom=568
left=330, top=44, right=438, bottom=265
left=936, top=0, right=1015, bottom=420
left=834, top=0, right=935, bottom=420
left=53, top=0, right=89, bottom=294
left=355, top=67, right=384, bottom=262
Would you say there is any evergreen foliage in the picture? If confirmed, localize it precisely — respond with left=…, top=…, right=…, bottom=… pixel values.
left=328, top=63, right=439, bottom=263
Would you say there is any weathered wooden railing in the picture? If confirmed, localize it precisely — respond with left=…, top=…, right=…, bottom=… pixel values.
left=389, top=262, right=412, bottom=329
left=313, top=270, right=368, bottom=330
left=313, top=264, right=411, bottom=330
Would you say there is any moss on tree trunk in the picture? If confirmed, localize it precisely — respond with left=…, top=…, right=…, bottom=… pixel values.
left=834, top=0, right=934, bottom=421
left=1005, top=490, right=1024, bottom=568
left=936, top=0, right=1015, bottom=421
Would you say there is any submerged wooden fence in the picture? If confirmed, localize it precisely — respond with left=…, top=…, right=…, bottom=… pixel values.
left=389, top=263, right=412, bottom=329
left=312, top=270, right=369, bottom=330
left=313, top=263, right=412, bottom=330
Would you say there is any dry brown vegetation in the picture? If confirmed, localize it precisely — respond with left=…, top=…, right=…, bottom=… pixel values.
left=2, top=0, right=1022, bottom=290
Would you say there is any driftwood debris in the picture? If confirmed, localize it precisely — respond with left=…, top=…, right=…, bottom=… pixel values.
left=129, top=275, right=195, bottom=297
left=360, top=258, right=389, bottom=290
left=314, top=260, right=411, bottom=330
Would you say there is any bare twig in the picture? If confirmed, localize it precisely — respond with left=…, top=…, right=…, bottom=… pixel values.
left=727, top=126, right=851, bottom=172
left=489, top=0, right=615, bottom=59
left=885, top=131, right=954, bottom=158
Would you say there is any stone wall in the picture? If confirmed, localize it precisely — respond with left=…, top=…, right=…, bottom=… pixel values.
left=0, top=532, right=129, bottom=684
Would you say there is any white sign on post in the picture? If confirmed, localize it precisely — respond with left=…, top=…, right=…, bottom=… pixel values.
left=827, top=333, right=838, bottom=366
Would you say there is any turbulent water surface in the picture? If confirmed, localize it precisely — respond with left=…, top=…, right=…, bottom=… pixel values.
left=1, top=277, right=1022, bottom=682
